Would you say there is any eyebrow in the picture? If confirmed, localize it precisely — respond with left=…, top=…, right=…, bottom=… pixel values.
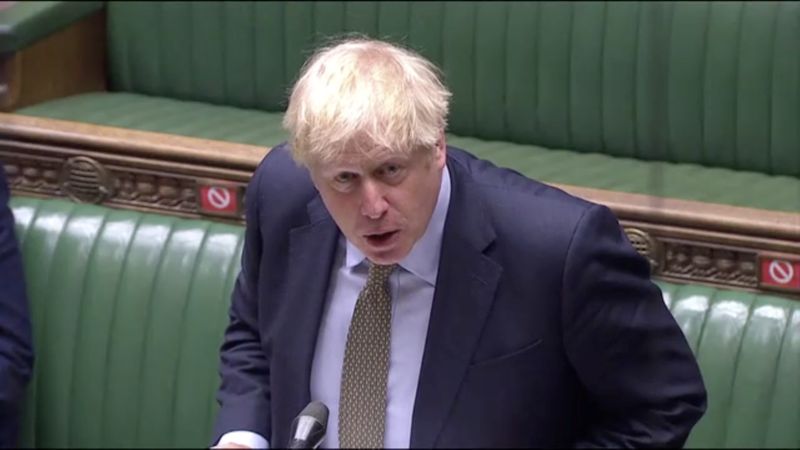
left=325, top=155, right=409, bottom=174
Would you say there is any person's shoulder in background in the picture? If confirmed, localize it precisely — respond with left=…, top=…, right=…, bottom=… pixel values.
left=0, top=167, right=35, bottom=447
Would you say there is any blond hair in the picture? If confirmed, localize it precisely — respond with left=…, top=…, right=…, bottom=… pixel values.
left=282, top=36, right=452, bottom=167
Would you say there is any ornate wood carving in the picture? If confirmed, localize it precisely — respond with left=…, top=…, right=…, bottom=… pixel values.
left=623, top=226, right=759, bottom=287
left=0, top=114, right=263, bottom=221
left=624, top=228, right=662, bottom=271
left=1, top=150, right=241, bottom=220
left=620, top=225, right=798, bottom=298
left=659, top=241, right=757, bottom=288
left=60, top=156, right=113, bottom=203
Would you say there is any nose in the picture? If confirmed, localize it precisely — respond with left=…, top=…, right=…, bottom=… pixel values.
left=359, top=179, right=389, bottom=219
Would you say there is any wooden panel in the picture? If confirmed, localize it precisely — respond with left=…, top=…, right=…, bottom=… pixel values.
left=0, top=8, right=106, bottom=111
left=0, top=113, right=797, bottom=297
left=0, top=112, right=264, bottom=170
left=558, top=185, right=800, bottom=243
left=0, top=53, right=15, bottom=108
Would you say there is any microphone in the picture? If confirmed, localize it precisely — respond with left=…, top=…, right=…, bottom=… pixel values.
left=287, top=401, right=329, bottom=449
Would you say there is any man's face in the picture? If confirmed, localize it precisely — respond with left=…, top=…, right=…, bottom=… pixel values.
left=309, top=140, right=447, bottom=265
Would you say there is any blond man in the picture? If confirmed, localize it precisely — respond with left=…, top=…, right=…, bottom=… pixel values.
left=213, top=37, right=706, bottom=449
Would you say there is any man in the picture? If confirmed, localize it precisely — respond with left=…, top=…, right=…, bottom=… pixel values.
left=0, top=167, right=34, bottom=448
left=213, top=37, right=706, bottom=448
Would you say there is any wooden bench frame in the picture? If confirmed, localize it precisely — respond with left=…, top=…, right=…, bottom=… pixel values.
left=1, top=113, right=798, bottom=299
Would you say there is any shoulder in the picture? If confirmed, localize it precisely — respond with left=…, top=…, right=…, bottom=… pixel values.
left=247, top=142, right=318, bottom=226
left=251, top=142, right=316, bottom=202
left=1, top=168, right=16, bottom=227
left=0, top=167, right=10, bottom=203
left=446, top=146, right=607, bottom=245
left=446, top=146, right=642, bottom=298
left=244, top=143, right=319, bottom=239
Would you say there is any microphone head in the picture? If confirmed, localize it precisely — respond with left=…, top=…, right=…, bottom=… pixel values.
left=289, top=401, right=329, bottom=449
left=300, top=401, right=329, bottom=426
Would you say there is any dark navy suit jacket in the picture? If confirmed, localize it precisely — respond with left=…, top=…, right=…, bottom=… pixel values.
left=214, top=143, right=706, bottom=448
left=0, top=168, right=33, bottom=448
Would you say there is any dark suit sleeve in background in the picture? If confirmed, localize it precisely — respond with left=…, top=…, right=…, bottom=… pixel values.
left=0, top=168, right=34, bottom=448
left=561, top=204, right=707, bottom=448
left=212, top=162, right=273, bottom=445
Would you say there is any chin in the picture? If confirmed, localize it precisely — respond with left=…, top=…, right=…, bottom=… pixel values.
left=364, top=253, right=402, bottom=266
left=363, top=245, right=411, bottom=266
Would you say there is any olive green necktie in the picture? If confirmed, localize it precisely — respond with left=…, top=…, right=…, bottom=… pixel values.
left=339, top=263, right=396, bottom=448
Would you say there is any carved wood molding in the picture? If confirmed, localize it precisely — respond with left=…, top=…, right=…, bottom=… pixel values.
left=618, top=223, right=799, bottom=298
left=1, top=114, right=798, bottom=298
left=560, top=187, right=800, bottom=299
left=0, top=113, right=266, bottom=221
left=4, top=150, right=213, bottom=219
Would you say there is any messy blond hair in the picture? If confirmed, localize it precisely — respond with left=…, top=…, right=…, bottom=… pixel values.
left=282, top=36, right=452, bottom=167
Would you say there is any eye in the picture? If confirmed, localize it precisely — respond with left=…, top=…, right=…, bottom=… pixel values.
left=378, top=163, right=404, bottom=180
left=334, top=172, right=356, bottom=184
left=331, top=172, right=359, bottom=191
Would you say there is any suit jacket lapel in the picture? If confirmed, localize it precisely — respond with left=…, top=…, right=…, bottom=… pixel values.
left=276, top=195, right=339, bottom=441
left=410, top=159, right=502, bottom=448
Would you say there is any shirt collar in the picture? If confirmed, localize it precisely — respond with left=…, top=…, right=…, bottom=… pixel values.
left=344, top=165, right=452, bottom=286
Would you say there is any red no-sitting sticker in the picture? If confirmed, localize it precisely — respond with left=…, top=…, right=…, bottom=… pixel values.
left=199, top=185, right=239, bottom=215
left=760, top=257, right=800, bottom=290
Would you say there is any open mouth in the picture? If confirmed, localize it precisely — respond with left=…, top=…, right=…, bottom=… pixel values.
left=365, top=230, right=399, bottom=247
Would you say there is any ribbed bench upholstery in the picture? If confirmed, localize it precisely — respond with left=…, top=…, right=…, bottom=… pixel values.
left=10, top=196, right=243, bottom=448
left=659, top=282, right=800, bottom=448
left=8, top=195, right=800, bottom=448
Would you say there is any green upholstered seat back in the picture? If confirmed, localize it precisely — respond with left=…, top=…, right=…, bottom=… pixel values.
left=9, top=196, right=243, bottom=448
left=661, top=282, right=800, bottom=448
left=106, top=1, right=800, bottom=177
left=8, top=195, right=800, bottom=447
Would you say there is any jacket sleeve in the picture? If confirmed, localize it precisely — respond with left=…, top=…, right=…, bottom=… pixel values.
left=0, top=169, right=34, bottom=447
left=212, top=160, right=273, bottom=445
left=561, top=204, right=707, bottom=448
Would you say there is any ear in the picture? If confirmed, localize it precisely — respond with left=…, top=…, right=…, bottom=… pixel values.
left=435, top=131, right=447, bottom=169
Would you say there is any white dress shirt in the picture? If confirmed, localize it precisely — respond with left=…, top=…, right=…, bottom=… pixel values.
left=217, top=167, right=451, bottom=449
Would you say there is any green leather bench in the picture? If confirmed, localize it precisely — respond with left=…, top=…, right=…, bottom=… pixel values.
left=3, top=1, right=800, bottom=213
left=10, top=195, right=800, bottom=448
left=10, top=196, right=242, bottom=448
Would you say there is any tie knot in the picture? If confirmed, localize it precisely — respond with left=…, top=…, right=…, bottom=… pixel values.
left=367, top=263, right=396, bottom=286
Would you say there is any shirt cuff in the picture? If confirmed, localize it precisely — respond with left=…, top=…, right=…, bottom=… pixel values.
left=216, top=430, right=269, bottom=449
